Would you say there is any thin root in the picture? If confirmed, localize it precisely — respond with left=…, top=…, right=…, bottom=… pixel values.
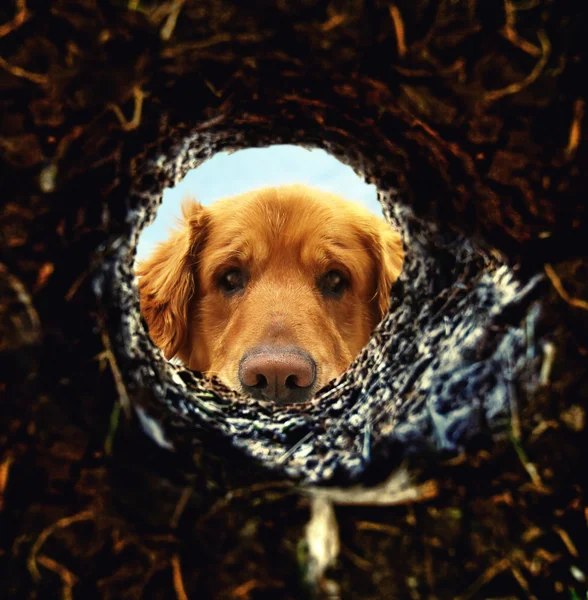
left=510, top=565, right=533, bottom=597
left=64, top=269, right=89, bottom=301
left=502, top=0, right=541, bottom=57
left=0, top=452, right=14, bottom=512
left=230, top=578, right=283, bottom=598
left=107, top=87, right=147, bottom=132
left=545, top=263, right=588, bottom=311
left=484, top=29, right=550, bottom=102
left=277, top=431, right=314, bottom=464
left=171, top=554, right=189, bottom=600
left=36, top=555, right=77, bottom=600
left=528, top=419, right=559, bottom=444
left=28, top=510, right=95, bottom=582
left=104, top=402, right=121, bottom=456
left=389, top=5, right=407, bottom=57
left=161, top=0, right=185, bottom=41
left=97, top=314, right=131, bottom=415
left=0, top=55, right=48, bottom=85
left=553, top=526, right=579, bottom=558
left=511, top=434, right=548, bottom=492
left=565, top=98, right=584, bottom=160
left=540, top=342, right=556, bottom=386
left=342, top=545, right=372, bottom=571
left=0, top=0, right=29, bottom=38
left=321, top=13, right=346, bottom=32
left=231, top=579, right=258, bottom=598
left=170, top=487, right=193, bottom=529
left=356, top=521, right=402, bottom=536
left=458, top=558, right=511, bottom=600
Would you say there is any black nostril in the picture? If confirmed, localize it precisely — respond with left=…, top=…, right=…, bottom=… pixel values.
left=253, top=374, right=268, bottom=389
left=285, top=374, right=299, bottom=389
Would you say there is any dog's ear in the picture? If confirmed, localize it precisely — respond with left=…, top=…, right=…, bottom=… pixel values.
left=373, top=222, right=404, bottom=322
left=136, top=198, right=208, bottom=361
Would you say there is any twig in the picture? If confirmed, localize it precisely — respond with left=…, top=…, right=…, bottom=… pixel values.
left=458, top=558, right=511, bottom=600
left=484, top=29, right=550, bottom=102
left=161, top=33, right=232, bottom=57
left=528, top=419, right=559, bottom=444
left=305, top=496, right=340, bottom=590
left=160, top=0, right=185, bottom=41
left=28, top=510, right=94, bottom=581
left=169, top=487, right=193, bottom=529
left=0, top=55, right=47, bottom=85
left=545, top=263, right=588, bottom=311
left=0, top=0, right=29, bottom=38
left=194, top=114, right=226, bottom=131
left=171, top=554, right=189, bottom=600
left=230, top=578, right=284, bottom=598
left=505, top=353, right=521, bottom=440
left=565, top=98, right=584, bottom=160
left=510, top=434, right=548, bottom=492
left=356, top=521, right=402, bottom=536
left=97, top=314, right=131, bottom=416
left=103, top=402, right=121, bottom=456
left=388, top=5, right=407, bottom=57
left=65, top=269, right=90, bottom=302
left=231, top=580, right=258, bottom=598
left=510, top=565, right=533, bottom=597
left=342, top=545, right=372, bottom=571
left=321, top=13, right=346, bottom=32
left=107, top=87, right=147, bottom=131
left=553, top=526, right=579, bottom=558
left=195, top=481, right=294, bottom=527
left=36, top=555, right=77, bottom=600
left=362, top=420, right=371, bottom=461
left=306, top=466, right=438, bottom=506
left=540, top=342, right=556, bottom=386
left=502, top=0, right=541, bottom=57
left=33, top=262, right=54, bottom=292
left=276, top=431, right=314, bottom=465
left=0, top=452, right=14, bottom=512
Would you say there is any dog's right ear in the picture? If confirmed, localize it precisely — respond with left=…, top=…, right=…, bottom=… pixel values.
left=374, top=224, right=404, bottom=322
left=136, top=198, right=208, bottom=361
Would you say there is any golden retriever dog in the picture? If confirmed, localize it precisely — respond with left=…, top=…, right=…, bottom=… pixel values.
left=137, top=185, right=403, bottom=404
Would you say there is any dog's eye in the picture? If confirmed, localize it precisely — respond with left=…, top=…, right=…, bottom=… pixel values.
left=319, top=270, right=348, bottom=297
left=219, top=268, right=245, bottom=294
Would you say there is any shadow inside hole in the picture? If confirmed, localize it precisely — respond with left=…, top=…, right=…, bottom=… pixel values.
left=134, top=145, right=404, bottom=406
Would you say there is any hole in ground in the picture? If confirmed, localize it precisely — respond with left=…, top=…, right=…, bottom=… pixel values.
left=98, top=134, right=544, bottom=486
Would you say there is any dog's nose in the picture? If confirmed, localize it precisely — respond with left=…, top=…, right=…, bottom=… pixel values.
left=239, top=347, right=316, bottom=403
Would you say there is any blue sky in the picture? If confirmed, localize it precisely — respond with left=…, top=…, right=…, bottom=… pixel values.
left=136, top=145, right=381, bottom=260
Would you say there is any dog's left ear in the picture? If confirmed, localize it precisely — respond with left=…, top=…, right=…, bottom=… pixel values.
left=136, top=198, right=208, bottom=361
left=372, top=222, right=404, bottom=322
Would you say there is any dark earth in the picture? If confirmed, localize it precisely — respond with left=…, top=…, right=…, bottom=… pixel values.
left=1, top=0, right=588, bottom=598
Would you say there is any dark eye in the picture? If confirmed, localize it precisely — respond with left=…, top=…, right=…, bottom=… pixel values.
left=319, top=270, right=348, bottom=297
left=218, top=268, right=245, bottom=294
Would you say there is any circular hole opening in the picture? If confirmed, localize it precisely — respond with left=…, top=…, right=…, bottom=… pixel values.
left=99, top=133, right=543, bottom=485
left=134, top=144, right=404, bottom=406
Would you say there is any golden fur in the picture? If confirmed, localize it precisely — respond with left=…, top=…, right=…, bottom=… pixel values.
left=137, top=185, right=403, bottom=401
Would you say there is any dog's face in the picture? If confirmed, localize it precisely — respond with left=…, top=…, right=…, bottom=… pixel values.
left=138, top=185, right=403, bottom=404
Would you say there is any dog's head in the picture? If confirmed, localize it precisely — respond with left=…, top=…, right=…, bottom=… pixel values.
left=137, top=185, right=403, bottom=404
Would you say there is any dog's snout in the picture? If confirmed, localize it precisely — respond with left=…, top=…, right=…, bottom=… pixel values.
left=239, top=347, right=316, bottom=403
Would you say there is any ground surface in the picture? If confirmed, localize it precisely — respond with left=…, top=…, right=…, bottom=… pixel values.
left=1, top=0, right=588, bottom=598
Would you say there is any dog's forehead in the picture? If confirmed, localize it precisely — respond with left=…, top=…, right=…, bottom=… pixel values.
left=200, top=187, right=386, bottom=281
left=210, top=192, right=367, bottom=241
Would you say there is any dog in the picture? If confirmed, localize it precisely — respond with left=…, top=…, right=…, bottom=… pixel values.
left=137, top=184, right=403, bottom=404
